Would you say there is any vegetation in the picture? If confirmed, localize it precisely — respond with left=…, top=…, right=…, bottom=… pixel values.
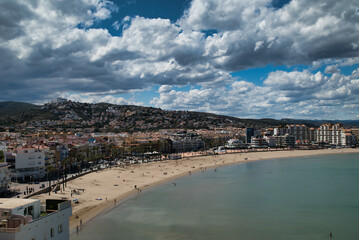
left=1, top=100, right=358, bottom=130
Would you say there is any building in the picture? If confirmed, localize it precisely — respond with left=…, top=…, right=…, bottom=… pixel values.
left=308, top=127, right=317, bottom=143
left=274, top=134, right=295, bottom=147
left=350, top=128, right=359, bottom=146
left=250, top=137, right=266, bottom=148
left=0, top=163, right=10, bottom=194
left=171, top=138, right=205, bottom=152
left=317, top=123, right=341, bottom=144
left=4, top=148, right=46, bottom=182
left=263, top=136, right=277, bottom=147
left=273, top=127, right=288, bottom=136
left=317, top=124, right=356, bottom=146
left=274, top=125, right=314, bottom=144
left=226, top=139, right=245, bottom=148
left=341, top=130, right=357, bottom=146
left=0, top=198, right=72, bottom=240
left=287, top=124, right=309, bottom=143
left=246, top=128, right=261, bottom=144
left=246, top=128, right=254, bottom=144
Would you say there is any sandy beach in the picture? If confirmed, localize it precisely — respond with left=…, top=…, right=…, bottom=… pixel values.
left=30, top=148, right=359, bottom=233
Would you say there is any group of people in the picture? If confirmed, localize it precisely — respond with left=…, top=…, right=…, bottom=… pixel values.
left=24, top=186, right=35, bottom=195
left=76, top=219, right=83, bottom=233
left=134, top=185, right=142, bottom=194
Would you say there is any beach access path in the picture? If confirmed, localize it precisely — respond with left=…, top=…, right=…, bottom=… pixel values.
left=30, top=148, right=359, bottom=233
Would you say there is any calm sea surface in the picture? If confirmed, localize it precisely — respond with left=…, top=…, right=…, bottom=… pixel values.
left=72, top=153, right=359, bottom=240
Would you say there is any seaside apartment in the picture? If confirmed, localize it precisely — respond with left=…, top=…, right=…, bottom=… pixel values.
left=0, top=198, right=72, bottom=240
left=4, top=147, right=46, bottom=182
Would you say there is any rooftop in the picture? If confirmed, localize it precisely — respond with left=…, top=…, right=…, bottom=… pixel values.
left=0, top=198, right=39, bottom=210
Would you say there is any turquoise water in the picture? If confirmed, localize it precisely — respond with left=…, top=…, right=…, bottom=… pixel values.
left=72, top=153, right=359, bottom=240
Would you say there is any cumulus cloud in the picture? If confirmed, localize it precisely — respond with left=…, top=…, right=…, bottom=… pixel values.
left=181, top=0, right=359, bottom=70
left=0, top=0, right=359, bottom=119
left=152, top=68, right=359, bottom=119
left=324, top=65, right=339, bottom=74
left=158, top=85, right=172, bottom=93
left=59, top=93, right=143, bottom=106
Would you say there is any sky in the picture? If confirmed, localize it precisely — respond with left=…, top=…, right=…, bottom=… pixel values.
left=1, top=0, right=359, bottom=120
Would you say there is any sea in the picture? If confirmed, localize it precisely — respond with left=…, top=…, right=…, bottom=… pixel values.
left=71, top=153, right=359, bottom=240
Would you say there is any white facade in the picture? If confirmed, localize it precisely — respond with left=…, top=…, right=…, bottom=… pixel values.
left=264, top=136, right=277, bottom=147
left=5, top=148, right=45, bottom=181
left=226, top=139, right=243, bottom=148
left=316, top=124, right=355, bottom=146
left=0, top=198, right=72, bottom=240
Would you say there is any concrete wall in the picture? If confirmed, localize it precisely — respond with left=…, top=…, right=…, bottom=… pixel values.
left=0, top=206, right=72, bottom=240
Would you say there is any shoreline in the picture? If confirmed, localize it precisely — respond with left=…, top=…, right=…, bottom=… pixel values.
left=30, top=148, right=359, bottom=234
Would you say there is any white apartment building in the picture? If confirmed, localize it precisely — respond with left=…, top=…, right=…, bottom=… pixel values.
left=263, top=136, right=277, bottom=147
left=317, top=124, right=356, bottom=146
left=274, top=124, right=317, bottom=144
left=5, top=148, right=46, bottom=181
left=0, top=163, right=10, bottom=194
left=0, top=198, right=72, bottom=240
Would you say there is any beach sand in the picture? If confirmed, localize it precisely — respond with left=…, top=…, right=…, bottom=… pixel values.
left=30, top=148, right=359, bottom=233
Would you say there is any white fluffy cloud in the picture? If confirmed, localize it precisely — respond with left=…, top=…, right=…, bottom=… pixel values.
left=59, top=93, right=143, bottom=106
left=152, top=68, right=359, bottom=119
left=0, top=0, right=359, bottom=119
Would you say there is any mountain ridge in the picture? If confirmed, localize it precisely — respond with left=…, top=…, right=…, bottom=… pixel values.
left=0, top=101, right=358, bottom=130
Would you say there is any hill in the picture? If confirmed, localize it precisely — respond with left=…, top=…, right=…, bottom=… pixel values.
left=0, top=101, right=55, bottom=126
left=1, top=100, right=357, bottom=131
left=0, top=101, right=39, bottom=115
left=0, top=100, right=287, bottom=130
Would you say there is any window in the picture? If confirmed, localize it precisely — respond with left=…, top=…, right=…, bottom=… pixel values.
left=58, top=224, right=63, bottom=233
left=50, top=228, right=54, bottom=237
